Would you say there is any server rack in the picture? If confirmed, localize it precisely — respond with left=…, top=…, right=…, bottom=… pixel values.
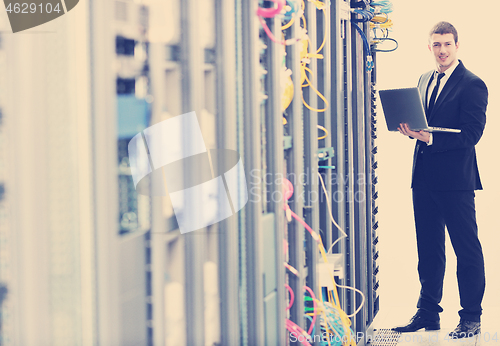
left=237, top=0, right=382, bottom=343
left=327, top=5, right=381, bottom=336
left=0, top=0, right=387, bottom=344
left=0, top=29, right=9, bottom=346
left=0, top=7, right=94, bottom=346
left=279, top=0, right=382, bottom=341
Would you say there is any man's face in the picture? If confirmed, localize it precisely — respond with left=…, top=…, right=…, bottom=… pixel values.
left=428, top=33, right=459, bottom=72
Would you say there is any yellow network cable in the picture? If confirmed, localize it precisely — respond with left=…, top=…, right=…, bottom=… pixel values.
left=275, top=0, right=330, bottom=115
left=281, top=1, right=374, bottom=341
left=317, top=125, right=328, bottom=140
left=298, top=1, right=329, bottom=58
left=297, top=0, right=330, bottom=114
left=282, top=0, right=304, bottom=31
left=317, top=172, right=368, bottom=345
left=312, top=1, right=329, bottom=54
left=282, top=71, right=294, bottom=111
left=318, top=241, right=356, bottom=346
left=370, top=19, right=393, bottom=29
left=282, top=15, right=296, bottom=30
left=320, top=303, right=334, bottom=346
left=283, top=175, right=365, bottom=345
left=301, top=66, right=329, bottom=112
left=371, top=13, right=391, bottom=24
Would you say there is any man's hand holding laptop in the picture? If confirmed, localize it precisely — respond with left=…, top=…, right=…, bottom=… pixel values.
left=398, top=123, right=431, bottom=143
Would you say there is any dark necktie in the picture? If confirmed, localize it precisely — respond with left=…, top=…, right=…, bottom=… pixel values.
left=427, top=72, right=445, bottom=117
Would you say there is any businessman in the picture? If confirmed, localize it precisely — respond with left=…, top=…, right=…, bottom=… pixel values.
left=392, top=22, right=487, bottom=338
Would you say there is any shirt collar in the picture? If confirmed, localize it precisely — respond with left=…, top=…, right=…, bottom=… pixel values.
left=436, top=59, right=459, bottom=79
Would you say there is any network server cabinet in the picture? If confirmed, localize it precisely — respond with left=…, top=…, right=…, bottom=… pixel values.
left=234, top=0, right=381, bottom=343
left=239, top=0, right=381, bottom=343
left=0, top=5, right=96, bottom=346
left=0, top=0, right=382, bottom=345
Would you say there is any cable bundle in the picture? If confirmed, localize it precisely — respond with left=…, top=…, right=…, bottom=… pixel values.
left=256, top=0, right=330, bottom=114
left=285, top=285, right=318, bottom=345
left=257, top=0, right=286, bottom=17
left=350, top=0, right=397, bottom=71
left=369, top=0, right=398, bottom=52
left=256, top=0, right=305, bottom=45
left=283, top=177, right=365, bottom=346
left=370, top=0, right=393, bottom=14
left=350, top=0, right=370, bottom=9
left=352, top=22, right=374, bottom=72
left=312, top=300, right=356, bottom=346
left=255, top=1, right=384, bottom=341
left=351, top=8, right=374, bottom=23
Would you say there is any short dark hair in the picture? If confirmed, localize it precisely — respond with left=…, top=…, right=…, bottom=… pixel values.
left=429, top=21, right=458, bottom=43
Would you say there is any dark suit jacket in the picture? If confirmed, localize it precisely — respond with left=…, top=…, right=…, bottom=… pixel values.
left=412, top=60, right=488, bottom=191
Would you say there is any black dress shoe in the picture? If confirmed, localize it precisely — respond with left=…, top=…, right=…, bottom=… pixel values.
left=392, top=313, right=440, bottom=333
left=449, top=320, right=481, bottom=339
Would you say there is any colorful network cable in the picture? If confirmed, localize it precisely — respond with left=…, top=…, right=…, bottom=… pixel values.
left=283, top=177, right=365, bottom=346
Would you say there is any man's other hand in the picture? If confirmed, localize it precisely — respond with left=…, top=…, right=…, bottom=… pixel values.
left=398, top=123, right=430, bottom=143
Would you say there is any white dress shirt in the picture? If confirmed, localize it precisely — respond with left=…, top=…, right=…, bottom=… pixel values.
left=426, top=59, right=460, bottom=146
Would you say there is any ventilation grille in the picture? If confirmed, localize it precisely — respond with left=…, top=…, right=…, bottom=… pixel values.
left=368, top=329, right=401, bottom=346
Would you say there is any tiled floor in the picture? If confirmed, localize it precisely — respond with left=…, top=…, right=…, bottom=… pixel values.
left=370, top=231, right=500, bottom=346
left=370, top=244, right=500, bottom=346
left=374, top=329, right=495, bottom=346
left=371, top=306, right=500, bottom=346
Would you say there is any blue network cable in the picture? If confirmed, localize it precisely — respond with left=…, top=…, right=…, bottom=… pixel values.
left=304, top=314, right=316, bottom=337
left=351, top=8, right=374, bottom=23
left=370, top=0, right=393, bottom=14
left=283, top=0, right=299, bottom=20
left=305, top=297, right=355, bottom=346
left=352, top=22, right=374, bottom=72
left=321, top=302, right=356, bottom=346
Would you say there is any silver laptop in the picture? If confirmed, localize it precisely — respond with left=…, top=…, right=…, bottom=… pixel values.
left=378, top=87, right=461, bottom=133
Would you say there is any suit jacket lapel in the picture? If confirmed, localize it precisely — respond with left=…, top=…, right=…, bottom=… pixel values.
left=428, top=61, right=465, bottom=123
left=413, top=71, right=431, bottom=181
left=419, top=72, right=433, bottom=108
